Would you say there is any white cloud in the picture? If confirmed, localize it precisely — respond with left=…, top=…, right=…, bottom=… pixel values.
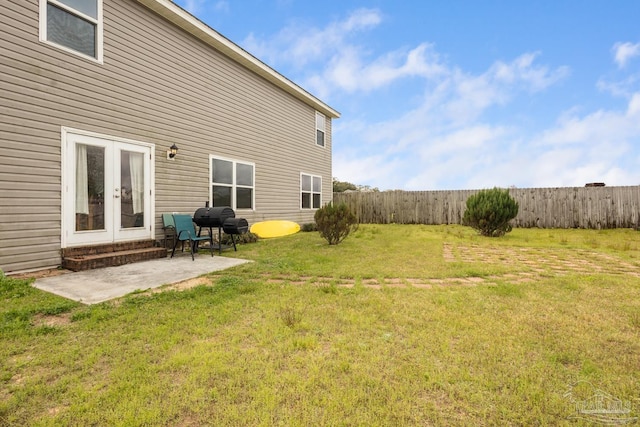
left=597, top=44, right=640, bottom=97
left=511, top=94, right=640, bottom=187
left=527, top=145, right=635, bottom=188
left=319, top=43, right=446, bottom=95
left=491, top=52, right=570, bottom=91
left=613, top=42, right=640, bottom=68
left=242, top=8, right=450, bottom=98
left=332, top=152, right=402, bottom=188
left=340, top=7, right=383, bottom=31
left=628, top=92, right=640, bottom=117
left=243, top=8, right=382, bottom=69
left=335, top=79, right=639, bottom=191
left=535, top=94, right=640, bottom=146
left=597, top=74, right=640, bottom=98
left=242, top=9, right=567, bottom=104
left=357, top=53, right=567, bottom=146
left=239, top=7, right=638, bottom=190
left=332, top=50, right=574, bottom=190
left=427, top=125, right=509, bottom=156
left=444, top=54, right=569, bottom=124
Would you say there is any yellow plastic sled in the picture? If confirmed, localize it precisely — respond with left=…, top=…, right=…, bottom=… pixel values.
left=250, top=220, right=301, bottom=238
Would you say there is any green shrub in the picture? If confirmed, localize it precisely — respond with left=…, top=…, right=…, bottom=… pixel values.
left=314, top=202, right=358, bottom=245
left=301, top=223, right=318, bottom=232
left=279, top=306, right=303, bottom=328
left=463, top=188, right=519, bottom=237
left=219, top=232, right=258, bottom=245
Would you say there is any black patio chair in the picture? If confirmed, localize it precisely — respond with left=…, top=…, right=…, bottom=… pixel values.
left=162, top=213, right=177, bottom=250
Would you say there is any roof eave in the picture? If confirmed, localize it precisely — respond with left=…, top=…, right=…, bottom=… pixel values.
left=134, top=0, right=341, bottom=119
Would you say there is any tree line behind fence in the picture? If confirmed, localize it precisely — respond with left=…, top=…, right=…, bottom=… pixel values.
left=333, top=186, right=640, bottom=229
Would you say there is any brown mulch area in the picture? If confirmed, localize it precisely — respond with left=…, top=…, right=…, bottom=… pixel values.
left=8, top=268, right=71, bottom=280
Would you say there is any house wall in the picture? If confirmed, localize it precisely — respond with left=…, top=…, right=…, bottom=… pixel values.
left=0, top=0, right=333, bottom=273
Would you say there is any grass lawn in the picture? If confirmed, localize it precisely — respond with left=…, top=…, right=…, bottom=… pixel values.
left=2, top=225, right=639, bottom=426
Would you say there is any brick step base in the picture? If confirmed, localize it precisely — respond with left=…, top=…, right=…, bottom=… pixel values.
left=61, top=241, right=167, bottom=272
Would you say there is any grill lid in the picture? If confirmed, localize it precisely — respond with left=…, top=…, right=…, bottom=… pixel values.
left=193, top=206, right=235, bottom=227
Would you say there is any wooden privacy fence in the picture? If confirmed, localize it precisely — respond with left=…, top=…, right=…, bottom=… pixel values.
left=333, top=186, right=640, bottom=229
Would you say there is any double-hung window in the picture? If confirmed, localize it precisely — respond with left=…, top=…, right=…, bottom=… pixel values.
left=40, top=0, right=103, bottom=62
left=301, top=173, right=321, bottom=209
left=210, top=156, right=255, bottom=210
left=316, top=112, right=325, bottom=147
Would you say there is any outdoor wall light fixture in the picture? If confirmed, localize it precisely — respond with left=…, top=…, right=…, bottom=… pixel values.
left=167, top=143, right=178, bottom=160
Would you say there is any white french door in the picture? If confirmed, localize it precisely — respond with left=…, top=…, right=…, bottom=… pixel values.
left=63, top=130, right=153, bottom=247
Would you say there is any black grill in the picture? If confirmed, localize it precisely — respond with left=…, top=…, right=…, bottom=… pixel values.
left=192, top=206, right=248, bottom=253
left=193, top=206, right=235, bottom=228
left=222, top=218, right=249, bottom=235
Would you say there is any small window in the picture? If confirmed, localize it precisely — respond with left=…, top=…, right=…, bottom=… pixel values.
left=316, top=112, right=325, bottom=147
left=210, top=156, right=255, bottom=210
left=40, top=0, right=103, bottom=62
left=301, top=173, right=321, bottom=209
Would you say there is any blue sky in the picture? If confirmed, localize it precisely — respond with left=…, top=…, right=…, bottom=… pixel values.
left=174, top=1, right=640, bottom=190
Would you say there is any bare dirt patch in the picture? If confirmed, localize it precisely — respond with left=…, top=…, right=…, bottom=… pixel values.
left=9, top=268, right=71, bottom=280
left=152, top=277, right=210, bottom=293
left=120, top=277, right=212, bottom=301
left=442, top=243, right=456, bottom=262
left=32, top=312, right=73, bottom=327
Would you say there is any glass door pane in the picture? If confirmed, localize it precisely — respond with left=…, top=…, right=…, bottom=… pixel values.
left=113, top=143, right=151, bottom=242
left=120, top=150, right=145, bottom=229
left=75, top=143, right=105, bottom=231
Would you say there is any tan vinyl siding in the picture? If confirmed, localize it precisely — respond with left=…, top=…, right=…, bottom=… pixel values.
left=0, top=0, right=336, bottom=272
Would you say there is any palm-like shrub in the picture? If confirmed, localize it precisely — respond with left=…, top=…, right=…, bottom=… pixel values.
left=463, top=188, right=519, bottom=237
left=314, top=202, right=358, bottom=245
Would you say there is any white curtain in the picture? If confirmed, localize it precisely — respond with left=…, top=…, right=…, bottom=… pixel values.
left=75, top=144, right=89, bottom=215
left=129, top=152, right=144, bottom=214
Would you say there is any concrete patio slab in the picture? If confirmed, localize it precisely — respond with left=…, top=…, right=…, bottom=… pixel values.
left=33, top=254, right=251, bottom=304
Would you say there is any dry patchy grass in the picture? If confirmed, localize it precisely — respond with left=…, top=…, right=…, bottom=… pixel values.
left=2, top=225, right=640, bottom=425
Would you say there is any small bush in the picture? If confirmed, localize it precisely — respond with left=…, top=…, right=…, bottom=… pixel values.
left=314, top=202, right=358, bottom=245
left=279, top=307, right=303, bottom=328
left=463, top=188, right=519, bottom=237
left=218, top=232, right=258, bottom=245
left=319, top=283, right=338, bottom=294
left=301, top=223, right=317, bottom=232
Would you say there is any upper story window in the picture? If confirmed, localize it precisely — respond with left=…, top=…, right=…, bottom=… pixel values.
left=316, top=112, right=325, bottom=147
left=301, top=173, right=321, bottom=209
left=210, top=156, right=255, bottom=210
left=40, top=0, right=103, bottom=62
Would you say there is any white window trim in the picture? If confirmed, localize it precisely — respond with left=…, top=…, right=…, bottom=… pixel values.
left=209, top=155, right=255, bottom=211
left=300, top=173, right=322, bottom=210
left=39, top=0, right=104, bottom=63
left=315, top=111, right=326, bottom=148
